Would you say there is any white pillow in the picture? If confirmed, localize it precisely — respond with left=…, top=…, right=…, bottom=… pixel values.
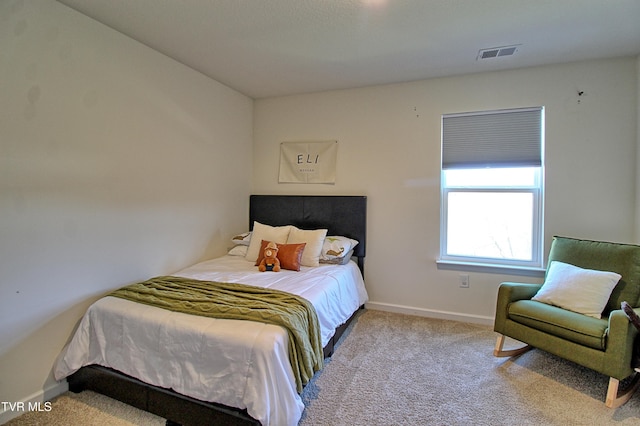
left=319, top=249, right=354, bottom=265
left=321, top=236, right=359, bottom=260
left=228, top=245, right=248, bottom=257
left=230, top=231, right=251, bottom=246
left=532, top=261, right=621, bottom=318
left=287, top=226, right=328, bottom=267
left=245, top=222, right=292, bottom=262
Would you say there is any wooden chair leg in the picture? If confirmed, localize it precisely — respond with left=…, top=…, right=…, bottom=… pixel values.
left=493, top=333, right=532, bottom=357
left=605, top=375, right=640, bottom=408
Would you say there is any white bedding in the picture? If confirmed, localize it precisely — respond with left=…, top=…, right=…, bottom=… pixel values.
left=54, top=255, right=368, bottom=426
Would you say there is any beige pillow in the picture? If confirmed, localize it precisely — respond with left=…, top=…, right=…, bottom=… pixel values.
left=245, top=222, right=292, bottom=262
left=287, top=226, right=328, bottom=267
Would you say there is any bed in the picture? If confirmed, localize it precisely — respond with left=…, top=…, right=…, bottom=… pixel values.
left=54, top=195, right=367, bottom=426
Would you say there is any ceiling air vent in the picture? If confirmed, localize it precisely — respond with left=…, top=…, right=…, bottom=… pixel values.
left=477, top=45, right=520, bottom=60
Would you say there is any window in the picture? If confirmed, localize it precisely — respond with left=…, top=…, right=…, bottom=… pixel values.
left=439, top=107, right=544, bottom=270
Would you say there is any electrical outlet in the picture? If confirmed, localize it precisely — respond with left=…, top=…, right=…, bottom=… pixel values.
left=459, top=274, right=470, bottom=288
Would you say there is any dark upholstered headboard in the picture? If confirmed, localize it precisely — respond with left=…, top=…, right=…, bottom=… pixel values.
left=249, top=195, right=367, bottom=273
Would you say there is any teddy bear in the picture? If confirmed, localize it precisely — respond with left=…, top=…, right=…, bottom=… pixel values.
left=258, top=241, right=281, bottom=272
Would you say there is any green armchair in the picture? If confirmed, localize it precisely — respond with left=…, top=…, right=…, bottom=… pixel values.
left=494, top=236, right=640, bottom=408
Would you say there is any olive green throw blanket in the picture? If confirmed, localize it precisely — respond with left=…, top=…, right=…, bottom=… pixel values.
left=109, top=276, right=323, bottom=392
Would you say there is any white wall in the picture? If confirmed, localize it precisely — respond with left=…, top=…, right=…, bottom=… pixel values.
left=254, top=57, right=638, bottom=324
left=637, top=55, right=640, bottom=241
left=0, top=0, right=252, bottom=417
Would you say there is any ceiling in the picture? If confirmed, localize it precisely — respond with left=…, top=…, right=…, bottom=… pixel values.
left=56, top=0, right=640, bottom=99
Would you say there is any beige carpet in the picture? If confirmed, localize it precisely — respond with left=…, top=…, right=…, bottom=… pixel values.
left=8, top=310, right=640, bottom=425
left=4, top=390, right=164, bottom=425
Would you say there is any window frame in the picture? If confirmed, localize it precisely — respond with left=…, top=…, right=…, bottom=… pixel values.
left=439, top=168, right=544, bottom=269
left=439, top=107, right=545, bottom=272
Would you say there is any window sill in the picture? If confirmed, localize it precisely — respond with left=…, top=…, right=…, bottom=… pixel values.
left=436, top=259, right=546, bottom=277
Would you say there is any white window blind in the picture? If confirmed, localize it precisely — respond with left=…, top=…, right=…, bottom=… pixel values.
left=442, top=107, right=543, bottom=169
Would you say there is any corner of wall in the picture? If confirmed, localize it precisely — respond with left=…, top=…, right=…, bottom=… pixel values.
left=635, top=55, right=640, bottom=242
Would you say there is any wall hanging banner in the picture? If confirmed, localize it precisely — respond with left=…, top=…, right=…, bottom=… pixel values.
left=279, top=141, right=337, bottom=184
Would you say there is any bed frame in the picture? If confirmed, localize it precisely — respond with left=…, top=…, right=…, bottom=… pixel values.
left=67, top=195, right=367, bottom=426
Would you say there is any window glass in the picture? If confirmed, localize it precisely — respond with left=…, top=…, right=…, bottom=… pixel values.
left=444, top=167, right=537, bottom=188
left=446, top=190, right=534, bottom=261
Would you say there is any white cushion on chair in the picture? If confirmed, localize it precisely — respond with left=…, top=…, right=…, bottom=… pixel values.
left=532, top=261, right=621, bottom=318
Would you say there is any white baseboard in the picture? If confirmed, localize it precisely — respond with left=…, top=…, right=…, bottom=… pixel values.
left=0, top=381, right=68, bottom=425
left=365, top=301, right=494, bottom=326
